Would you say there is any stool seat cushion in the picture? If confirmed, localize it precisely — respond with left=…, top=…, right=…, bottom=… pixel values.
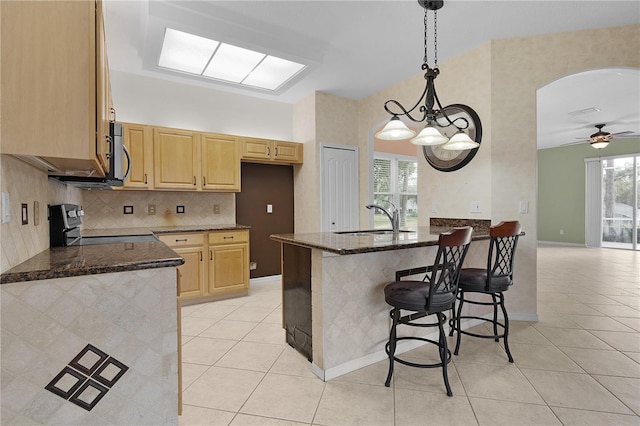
left=458, top=268, right=512, bottom=293
left=384, top=281, right=455, bottom=312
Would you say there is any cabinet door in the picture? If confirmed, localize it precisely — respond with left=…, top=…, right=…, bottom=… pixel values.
left=241, top=137, right=272, bottom=161
left=154, top=128, right=200, bottom=190
left=0, top=1, right=103, bottom=173
left=273, top=141, right=303, bottom=163
left=202, top=133, right=240, bottom=192
left=208, top=243, right=249, bottom=295
left=95, top=0, right=111, bottom=173
left=123, top=123, right=153, bottom=189
left=174, top=247, right=205, bottom=300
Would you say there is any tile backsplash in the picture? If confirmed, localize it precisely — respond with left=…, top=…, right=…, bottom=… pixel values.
left=0, top=155, right=82, bottom=272
left=81, top=190, right=235, bottom=229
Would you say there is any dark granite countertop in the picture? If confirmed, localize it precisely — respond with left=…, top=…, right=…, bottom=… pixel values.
left=1, top=241, right=184, bottom=284
left=1, top=224, right=250, bottom=284
left=82, top=224, right=250, bottom=237
left=270, top=226, right=493, bottom=255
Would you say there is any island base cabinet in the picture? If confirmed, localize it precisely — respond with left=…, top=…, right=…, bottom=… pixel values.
left=282, top=244, right=312, bottom=361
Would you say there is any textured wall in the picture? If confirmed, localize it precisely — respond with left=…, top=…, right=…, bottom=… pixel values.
left=0, top=155, right=82, bottom=272
left=80, top=190, right=235, bottom=229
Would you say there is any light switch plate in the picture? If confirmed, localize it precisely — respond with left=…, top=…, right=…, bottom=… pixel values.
left=470, top=201, right=481, bottom=213
left=519, top=201, right=529, bottom=214
left=267, top=204, right=273, bottom=214
left=1, top=192, right=10, bottom=223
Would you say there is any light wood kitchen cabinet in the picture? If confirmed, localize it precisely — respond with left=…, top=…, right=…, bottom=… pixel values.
left=208, top=230, right=250, bottom=295
left=201, top=133, right=241, bottom=192
left=153, top=127, right=201, bottom=190
left=241, top=137, right=303, bottom=164
left=1, top=0, right=113, bottom=176
left=122, top=123, right=154, bottom=189
left=158, top=233, right=206, bottom=301
left=159, top=230, right=249, bottom=303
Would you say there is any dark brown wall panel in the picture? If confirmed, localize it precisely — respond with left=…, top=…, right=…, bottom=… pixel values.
left=236, top=163, right=294, bottom=278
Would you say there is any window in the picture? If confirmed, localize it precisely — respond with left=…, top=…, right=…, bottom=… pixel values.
left=373, top=154, right=418, bottom=229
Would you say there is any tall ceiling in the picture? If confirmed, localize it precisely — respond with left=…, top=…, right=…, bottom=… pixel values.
left=103, top=0, right=640, bottom=149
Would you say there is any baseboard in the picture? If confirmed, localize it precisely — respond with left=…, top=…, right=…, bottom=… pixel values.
left=250, top=275, right=282, bottom=284
left=319, top=312, right=538, bottom=381
left=537, top=240, right=586, bottom=247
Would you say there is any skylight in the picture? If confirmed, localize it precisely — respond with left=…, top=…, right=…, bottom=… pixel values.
left=158, top=28, right=306, bottom=91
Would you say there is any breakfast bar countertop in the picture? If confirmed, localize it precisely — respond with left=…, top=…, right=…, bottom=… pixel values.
left=270, top=226, right=495, bottom=255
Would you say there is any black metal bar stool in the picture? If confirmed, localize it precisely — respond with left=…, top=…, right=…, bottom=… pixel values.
left=383, top=227, right=473, bottom=397
left=451, top=220, right=521, bottom=362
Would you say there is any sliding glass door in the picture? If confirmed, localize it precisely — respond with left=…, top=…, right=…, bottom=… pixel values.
left=602, top=155, right=639, bottom=250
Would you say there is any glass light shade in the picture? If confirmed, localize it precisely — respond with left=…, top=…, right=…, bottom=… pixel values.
left=375, top=118, right=416, bottom=140
left=590, top=140, right=610, bottom=149
left=442, top=131, right=480, bottom=150
left=410, top=126, right=449, bottom=145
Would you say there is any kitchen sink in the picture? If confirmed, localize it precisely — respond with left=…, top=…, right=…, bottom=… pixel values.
left=334, top=229, right=414, bottom=236
left=76, top=234, right=159, bottom=246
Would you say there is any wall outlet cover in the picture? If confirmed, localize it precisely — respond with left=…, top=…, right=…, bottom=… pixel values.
left=21, top=203, right=28, bottom=225
left=148, top=204, right=156, bottom=215
left=123, top=206, right=134, bottom=215
left=213, top=204, right=220, bottom=214
left=176, top=206, right=185, bottom=214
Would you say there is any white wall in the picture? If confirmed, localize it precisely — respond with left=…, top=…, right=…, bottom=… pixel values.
left=110, top=71, right=295, bottom=140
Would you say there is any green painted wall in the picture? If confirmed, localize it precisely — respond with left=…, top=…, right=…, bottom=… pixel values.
left=537, top=139, right=640, bottom=244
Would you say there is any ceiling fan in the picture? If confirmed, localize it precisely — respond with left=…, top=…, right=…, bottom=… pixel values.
left=563, top=123, right=638, bottom=149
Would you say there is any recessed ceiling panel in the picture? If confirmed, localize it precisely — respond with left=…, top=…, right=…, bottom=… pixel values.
left=203, top=43, right=265, bottom=83
left=158, top=28, right=219, bottom=74
left=243, top=56, right=306, bottom=91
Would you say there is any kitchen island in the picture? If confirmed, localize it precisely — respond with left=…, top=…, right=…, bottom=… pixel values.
left=0, top=239, right=184, bottom=425
left=271, top=225, right=496, bottom=381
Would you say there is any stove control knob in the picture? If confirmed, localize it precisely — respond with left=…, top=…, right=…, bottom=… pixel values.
left=68, top=210, right=77, bottom=218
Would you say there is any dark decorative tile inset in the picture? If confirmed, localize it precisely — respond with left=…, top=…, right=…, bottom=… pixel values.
left=45, top=344, right=129, bottom=411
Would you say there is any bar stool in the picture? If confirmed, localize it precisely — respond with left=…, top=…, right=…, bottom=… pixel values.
left=451, top=221, right=521, bottom=362
left=383, top=227, right=473, bottom=397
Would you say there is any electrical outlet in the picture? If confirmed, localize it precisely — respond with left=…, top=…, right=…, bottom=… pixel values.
left=250, top=262, right=257, bottom=270
left=519, top=201, right=529, bottom=214
left=123, top=206, right=134, bottom=214
left=470, top=201, right=481, bottom=213
left=213, top=204, right=220, bottom=214
left=431, top=202, right=437, bottom=213
left=176, top=206, right=185, bottom=214
left=148, top=204, right=156, bottom=215
left=560, top=229, right=564, bottom=235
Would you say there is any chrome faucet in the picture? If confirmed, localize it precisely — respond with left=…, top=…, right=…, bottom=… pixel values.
left=366, top=203, right=400, bottom=235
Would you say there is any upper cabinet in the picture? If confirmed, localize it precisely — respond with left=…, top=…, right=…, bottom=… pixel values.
left=153, top=127, right=201, bottom=190
left=1, top=0, right=112, bottom=176
left=241, top=137, right=303, bottom=164
left=122, top=123, right=153, bottom=190
left=201, top=133, right=241, bottom=192
left=152, top=127, right=241, bottom=192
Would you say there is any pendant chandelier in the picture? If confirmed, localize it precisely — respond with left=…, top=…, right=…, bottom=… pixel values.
left=375, top=0, right=480, bottom=151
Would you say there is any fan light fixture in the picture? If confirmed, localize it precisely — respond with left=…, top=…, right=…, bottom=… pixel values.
left=375, top=0, right=480, bottom=151
left=589, top=124, right=612, bottom=149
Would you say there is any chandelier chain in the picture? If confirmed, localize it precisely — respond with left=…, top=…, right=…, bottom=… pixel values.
left=423, top=8, right=428, bottom=65
left=434, top=10, right=438, bottom=67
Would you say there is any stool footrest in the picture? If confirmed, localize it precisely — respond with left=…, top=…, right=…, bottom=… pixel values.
left=385, top=336, right=451, bottom=369
left=454, top=315, right=506, bottom=339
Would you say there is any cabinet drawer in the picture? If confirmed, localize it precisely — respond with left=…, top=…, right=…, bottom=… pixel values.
left=208, top=230, right=248, bottom=245
left=158, top=233, right=205, bottom=247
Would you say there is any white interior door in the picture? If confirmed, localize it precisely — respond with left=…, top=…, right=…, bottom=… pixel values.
left=321, top=145, right=358, bottom=232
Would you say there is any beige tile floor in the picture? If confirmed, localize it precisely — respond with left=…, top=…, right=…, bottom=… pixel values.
left=179, top=244, right=640, bottom=425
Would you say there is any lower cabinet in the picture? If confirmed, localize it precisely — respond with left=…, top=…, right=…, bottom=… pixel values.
left=208, top=231, right=249, bottom=295
left=159, top=230, right=250, bottom=304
